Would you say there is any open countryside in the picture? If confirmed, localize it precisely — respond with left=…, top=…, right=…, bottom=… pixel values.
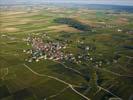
left=0, top=2, right=133, bottom=100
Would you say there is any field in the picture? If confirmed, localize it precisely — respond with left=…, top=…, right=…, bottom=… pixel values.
left=0, top=4, right=133, bottom=100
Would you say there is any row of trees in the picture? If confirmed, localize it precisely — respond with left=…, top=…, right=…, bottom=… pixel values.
left=54, top=18, right=91, bottom=31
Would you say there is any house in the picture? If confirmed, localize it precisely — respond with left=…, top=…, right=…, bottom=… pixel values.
left=117, top=29, right=122, bottom=32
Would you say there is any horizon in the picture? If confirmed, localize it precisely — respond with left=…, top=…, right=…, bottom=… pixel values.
left=0, top=0, right=133, bottom=6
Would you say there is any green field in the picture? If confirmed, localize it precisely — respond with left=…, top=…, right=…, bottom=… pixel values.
left=0, top=5, right=133, bottom=100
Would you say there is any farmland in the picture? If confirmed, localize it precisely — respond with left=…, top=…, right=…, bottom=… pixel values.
left=0, top=4, right=133, bottom=100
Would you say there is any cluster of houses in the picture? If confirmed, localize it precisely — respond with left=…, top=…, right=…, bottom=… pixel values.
left=125, top=29, right=133, bottom=34
left=24, top=36, right=95, bottom=64
left=24, top=36, right=66, bottom=62
left=117, top=29, right=133, bottom=34
left=23, top=32, right=120, bottom=69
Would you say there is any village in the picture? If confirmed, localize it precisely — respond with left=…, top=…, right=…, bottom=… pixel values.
left=1, top=3, right=133, bottom=100
left=23, top=34, right=98, bottom=65
left=21, top=31, right=121, bottom=72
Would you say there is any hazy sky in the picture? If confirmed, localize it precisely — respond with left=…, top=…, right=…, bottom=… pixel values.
left=0, top=0, right=133, bottom=6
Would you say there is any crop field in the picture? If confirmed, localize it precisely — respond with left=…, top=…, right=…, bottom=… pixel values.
left=0, top=4, right=133, bottom=100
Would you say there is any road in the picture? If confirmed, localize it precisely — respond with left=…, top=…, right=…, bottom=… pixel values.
left=23, top=64, right=90, bottom=100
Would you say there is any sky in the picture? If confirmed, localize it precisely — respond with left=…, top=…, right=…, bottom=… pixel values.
left=0, top=0, right=133, bottom=6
